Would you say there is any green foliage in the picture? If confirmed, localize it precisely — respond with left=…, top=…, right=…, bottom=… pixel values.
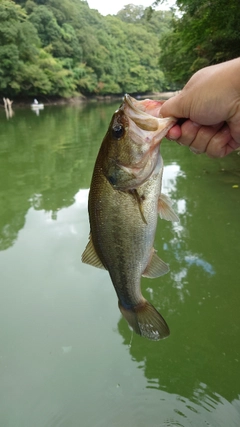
left=1, top=0, right=174, bottom=98
left=158, top=0, right=240, bottom=87
left=0, top=0, right=42, bottom=95
left=116, top=4, right=146, bottom=23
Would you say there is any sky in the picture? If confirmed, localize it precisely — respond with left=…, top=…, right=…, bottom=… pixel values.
left=87, top=0, right=176, bottom=16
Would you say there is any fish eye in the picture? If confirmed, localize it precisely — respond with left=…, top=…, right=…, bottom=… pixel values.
left=112, top=124, right=124, bottom=140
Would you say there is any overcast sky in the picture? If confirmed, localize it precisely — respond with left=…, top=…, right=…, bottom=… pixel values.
left=87, top=0, right=175, bottom=16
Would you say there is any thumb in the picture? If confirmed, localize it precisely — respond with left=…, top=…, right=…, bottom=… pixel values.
left=160, top=92, right=188, bottom=119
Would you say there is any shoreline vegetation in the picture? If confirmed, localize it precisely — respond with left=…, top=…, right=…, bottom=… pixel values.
left=1, top=0, right=239, bottom=105
left=1, top=92, right=179, bottom=109
left=1, top=1, right=177, bottom=104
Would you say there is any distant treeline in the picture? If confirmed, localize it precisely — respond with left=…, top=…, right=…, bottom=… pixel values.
left=0, top=0, right=174, bottom=99
left=1, top=0, right=240, bottom=99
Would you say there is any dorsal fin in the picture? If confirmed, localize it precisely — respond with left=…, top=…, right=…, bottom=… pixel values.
left=81, top=233, right=106, bottom=270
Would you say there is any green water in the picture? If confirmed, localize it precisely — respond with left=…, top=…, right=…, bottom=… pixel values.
left=0, top=102, right=240, bottom=427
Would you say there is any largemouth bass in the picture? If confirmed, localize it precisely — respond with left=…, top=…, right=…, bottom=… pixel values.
left=82, top=95, right=178, bottom=341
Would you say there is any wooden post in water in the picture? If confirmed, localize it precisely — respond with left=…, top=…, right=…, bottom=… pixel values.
left=3, top=97, right=14, bottom=119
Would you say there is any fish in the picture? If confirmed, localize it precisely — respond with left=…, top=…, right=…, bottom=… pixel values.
left=82, top=94, right=178, bottom=341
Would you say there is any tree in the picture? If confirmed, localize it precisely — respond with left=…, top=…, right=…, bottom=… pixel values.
left=0, top=0, right=43, bottom=95
left=116, top=4, right=145, bottom=23
left=1, top=0, right=174, bottom=97
left=158, top=0, right=240, bottom=87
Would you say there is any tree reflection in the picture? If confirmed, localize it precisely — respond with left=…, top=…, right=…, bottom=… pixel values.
left=0, top=102, right=118, bottom=250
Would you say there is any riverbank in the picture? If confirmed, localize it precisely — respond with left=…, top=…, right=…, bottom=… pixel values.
left=0, top=91, right=179, bottom=108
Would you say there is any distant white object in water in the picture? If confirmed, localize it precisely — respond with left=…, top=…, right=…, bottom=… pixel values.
left=31, top=100, right=44, bottom=115
left=31, top=100, right=44, bottom=109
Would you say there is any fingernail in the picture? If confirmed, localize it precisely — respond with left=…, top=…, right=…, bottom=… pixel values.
left=168, top=137, right=178, bottom=141
left=189, top=146, right=201, bottom=154
left=191, top=122, right=201, bottom=128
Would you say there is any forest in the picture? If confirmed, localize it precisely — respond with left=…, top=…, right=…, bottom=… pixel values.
left=1, top=0, right=240, bottom=99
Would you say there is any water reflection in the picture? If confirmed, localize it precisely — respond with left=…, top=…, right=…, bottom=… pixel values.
left=118, top=315, right=240, bottom=426
left=116, top=148, right=240, bottom=425
left=0, top=102, right=118, bottom=250
left=184, top=254, right=215, bottom=275
left=0, top=103, right=240, bottom=426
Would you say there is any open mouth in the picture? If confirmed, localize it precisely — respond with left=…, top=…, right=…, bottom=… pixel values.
left=123, top=94, right=177, bottom=141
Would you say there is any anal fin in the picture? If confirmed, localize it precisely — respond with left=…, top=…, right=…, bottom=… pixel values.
left=142, top=248, right=169, bottom=278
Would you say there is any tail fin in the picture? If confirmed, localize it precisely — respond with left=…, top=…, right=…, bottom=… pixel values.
left=118, top=299, right=170, bottom=341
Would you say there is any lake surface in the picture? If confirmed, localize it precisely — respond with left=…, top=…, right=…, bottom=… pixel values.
left=0, top=101, right=240, bottom=427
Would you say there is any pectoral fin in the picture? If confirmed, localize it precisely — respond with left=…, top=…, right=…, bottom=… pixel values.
left=158, top=193, right=179, bottom=222
left=143, top=248, right=169, bottom=278
left=81, top=233, right=106, bottom=270
left=129, top=189, right=147, bottom=224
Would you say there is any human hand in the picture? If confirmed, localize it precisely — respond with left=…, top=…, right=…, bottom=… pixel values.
left=160, top=58, right=240, bottom=157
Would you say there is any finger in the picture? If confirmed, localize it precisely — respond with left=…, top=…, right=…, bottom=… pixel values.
left=168, top=120, right=201, bottom=146
left=166, top=124, right=182, bottom=140
left=188, top=123, right=224, bottom=154
left=229, top=120, right=240, bottom=145
left=205, top=124, right=240, bottom=158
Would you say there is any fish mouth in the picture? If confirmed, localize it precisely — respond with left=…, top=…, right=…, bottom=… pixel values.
left=107, top=94, right=177, bottom=190
left=114, top=95, right=177, bottom=185
left=123, top=94, right=177, bottom=142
